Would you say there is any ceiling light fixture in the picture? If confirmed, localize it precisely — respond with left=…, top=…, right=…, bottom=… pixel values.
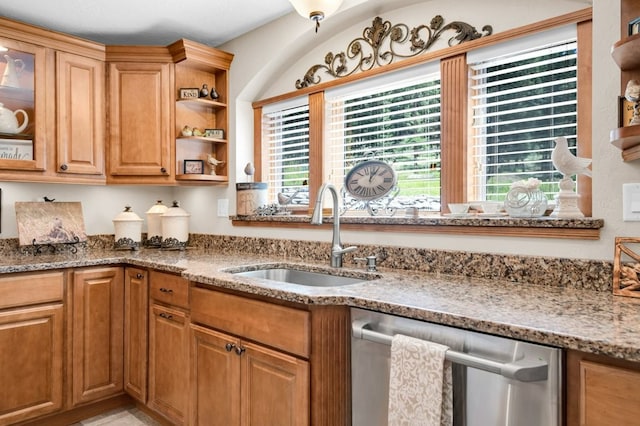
left=289, top=0, right=344, bottom=32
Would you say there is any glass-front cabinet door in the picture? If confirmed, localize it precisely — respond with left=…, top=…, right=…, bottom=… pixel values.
left=0, top=38, right=45, bottom=171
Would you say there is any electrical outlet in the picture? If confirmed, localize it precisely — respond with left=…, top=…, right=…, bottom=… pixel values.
left=623, top=183, right=640, bottom=221
left=217, top=198, right=229, bottom=217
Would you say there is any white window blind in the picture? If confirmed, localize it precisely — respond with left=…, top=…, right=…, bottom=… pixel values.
left=325, top=67, right=442, bottom=211
left=262, top=97, right=310, bottom=206
left=469, top=28, right=577, bottom=201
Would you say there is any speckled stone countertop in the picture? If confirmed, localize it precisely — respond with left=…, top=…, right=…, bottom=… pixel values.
left=1, top=238, right=637, bottom=363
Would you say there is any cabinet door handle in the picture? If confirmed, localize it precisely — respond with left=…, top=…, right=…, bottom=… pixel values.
left=159, top=312, right=173, bottom=320
left=235, top=346, right=246, bottom=356
left=136, top=273, right=144, bottom=279
left=160, top=167, right=167, bottom=174
left=60, top=164, right=68, bottom=171
left=159, top=287, right=173, bottom=293
left=225, top=343, right=236, bottom=352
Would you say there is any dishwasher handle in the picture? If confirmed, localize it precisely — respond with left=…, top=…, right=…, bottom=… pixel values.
left=352, top=319, right=549, bottom=383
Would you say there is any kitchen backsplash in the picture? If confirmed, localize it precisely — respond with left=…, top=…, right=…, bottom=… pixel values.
left=0, top=233, right=612, bottom=292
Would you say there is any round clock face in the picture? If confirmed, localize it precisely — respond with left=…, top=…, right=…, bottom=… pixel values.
left=345, top=160, right=397, bottom=201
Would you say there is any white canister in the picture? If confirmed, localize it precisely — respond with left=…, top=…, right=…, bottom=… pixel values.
left=145, top=200, right=168, bottom=246
left=112, top=206, right=143, bottom=249
left=236, top=182, right=268, bottom=216
left=161, top=201, right=190, bottom=249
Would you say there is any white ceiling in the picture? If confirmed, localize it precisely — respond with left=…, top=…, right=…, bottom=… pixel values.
left=0, top=0, right=296, bottom=47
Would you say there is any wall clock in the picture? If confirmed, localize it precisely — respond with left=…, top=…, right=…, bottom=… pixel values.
left=342, top=159, right=399, bottom=216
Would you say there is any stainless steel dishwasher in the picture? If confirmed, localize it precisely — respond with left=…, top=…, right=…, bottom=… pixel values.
left=351, top=308, right=561, bottom=426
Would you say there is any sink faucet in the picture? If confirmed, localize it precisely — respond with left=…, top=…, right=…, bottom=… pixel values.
left=311, top=183, right=357, bottom=267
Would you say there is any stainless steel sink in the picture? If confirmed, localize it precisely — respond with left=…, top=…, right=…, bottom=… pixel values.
left=232, top=267, right=368, bottom=287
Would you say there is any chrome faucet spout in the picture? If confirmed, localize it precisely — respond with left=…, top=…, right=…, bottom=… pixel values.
left=311, top=183, right=357, bottom=267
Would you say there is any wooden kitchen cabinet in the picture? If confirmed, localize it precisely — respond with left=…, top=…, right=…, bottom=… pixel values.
left=124, top=267, right=149, bottom=403
left=0, top=35, right=46, bottom=175
left=566, top=349, right=640, bottom=425
left=190, top=324, right=309, bottom=426
left=0, top=17, right=108, bottom=184
left=147, top=270, right=190, bottom=425
left=190, top=287, right=310, bottom=425
left=0, top=271, right=65, bottom=425
left=56, top=51, right=105, bottom=178
left=190, top=287, right=350, bottom=425
left=70, top=267, right=124, bottom=406
left=106, top=48, right=174, bottom=184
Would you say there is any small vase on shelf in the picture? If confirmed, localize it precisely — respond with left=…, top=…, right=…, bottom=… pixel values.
left=210, top=87, right=219, bottom=101
left=199, top=84, right=209, bottom=98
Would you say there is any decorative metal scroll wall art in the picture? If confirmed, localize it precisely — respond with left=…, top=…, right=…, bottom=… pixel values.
left=295, top=15, right=493, bottom=89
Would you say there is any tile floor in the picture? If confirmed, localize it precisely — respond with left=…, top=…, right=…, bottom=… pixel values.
left=72, top=407, right=160, bottom=426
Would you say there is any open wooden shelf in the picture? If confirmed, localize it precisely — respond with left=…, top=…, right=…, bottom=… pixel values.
left=175, top=173, right=228, bottom=182
left=611, top=125, right=640, bottom=161
left=176, top=136, right=227, bottom=144
left=612, top=33, right=640, bottom=70
left=177, top=98, right=226, bottom=109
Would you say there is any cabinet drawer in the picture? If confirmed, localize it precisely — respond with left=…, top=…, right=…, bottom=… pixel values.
left=0, top=271, right=64, bottom=309
left=150, top=270, right=189, bottom=309
left=191, top=287, right=310, bottom=358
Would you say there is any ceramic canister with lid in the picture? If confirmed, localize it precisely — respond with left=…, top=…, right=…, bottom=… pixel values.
left=161, top=201, right=190, bottom=249
left=145, top=200, right=168, bottom=247
left=236, top=182, right=268, bottom=216
left=112, top=206, right=143, bottom=249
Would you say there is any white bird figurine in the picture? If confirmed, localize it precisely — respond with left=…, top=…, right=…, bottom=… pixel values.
left=207, top=154, right=225, bottom=175
left=243, top=162, right=255, bottom=182
left=551, top=137, right=591, bottom=178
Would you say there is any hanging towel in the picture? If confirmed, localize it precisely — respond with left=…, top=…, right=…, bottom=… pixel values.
left=388, top=334, right=453, bottom=426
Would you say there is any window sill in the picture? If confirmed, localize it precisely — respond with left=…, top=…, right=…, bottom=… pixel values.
left=231, top=215, right=604, bottom=240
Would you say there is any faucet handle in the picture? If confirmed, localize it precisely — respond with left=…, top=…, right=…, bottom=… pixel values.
left=354, top=255, right=377, bottom=272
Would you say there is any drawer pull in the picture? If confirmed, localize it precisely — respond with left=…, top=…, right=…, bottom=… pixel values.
left=235, top=346, right=246, bottom=356
left=159, top=287, right=173, bottom=293
left=225, top=343, right=236, bottom=352
left=159, top=312, right=173, bottom=320
left=136, top=273, right=144, bottom=279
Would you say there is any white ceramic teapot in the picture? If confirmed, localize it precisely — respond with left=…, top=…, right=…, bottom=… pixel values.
left=0, top=103, right=28, bottom=134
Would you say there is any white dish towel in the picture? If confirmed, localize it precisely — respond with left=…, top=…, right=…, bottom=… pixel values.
left=388, top=334, right=453, bottom=426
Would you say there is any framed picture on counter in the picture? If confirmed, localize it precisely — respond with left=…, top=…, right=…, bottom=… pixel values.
left=184, top=159, right=204, bottom=174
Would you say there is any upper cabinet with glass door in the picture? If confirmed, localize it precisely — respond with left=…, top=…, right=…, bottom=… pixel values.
left=0, top=38, right=45, bottom=171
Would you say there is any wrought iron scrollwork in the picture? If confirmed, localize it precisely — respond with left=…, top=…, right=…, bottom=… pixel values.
left=295, top=15, right=492, bottom=89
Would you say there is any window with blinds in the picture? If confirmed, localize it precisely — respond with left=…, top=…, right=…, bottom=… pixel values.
left=325, top=70, right=442, bottom=211
left=262, top=99, right=310, bottom=206
left=469, top=34, right=577, bottom=202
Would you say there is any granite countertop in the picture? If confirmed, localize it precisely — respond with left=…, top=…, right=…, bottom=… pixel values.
left=3, top=247, right=639, bottom=362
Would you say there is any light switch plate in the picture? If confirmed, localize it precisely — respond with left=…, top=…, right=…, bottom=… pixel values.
left=623, top=183, right=640, bottom=221
left=217, top=198, right=229, bottom=217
